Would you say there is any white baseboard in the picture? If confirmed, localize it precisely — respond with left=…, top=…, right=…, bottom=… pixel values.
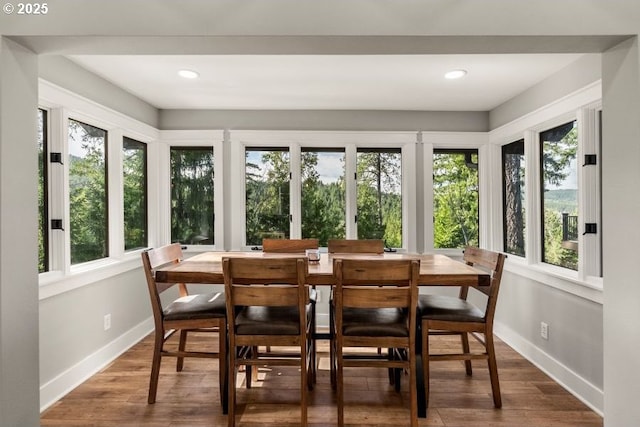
left=494, top=321, right=603, bottom=416
left=40, top=317, right=154, bottom=412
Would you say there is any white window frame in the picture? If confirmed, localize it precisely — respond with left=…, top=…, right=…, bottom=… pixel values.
left=38, top=80, right=159, bottom=300
left=157, top=130, right=225, bottom=253
left=490, top=81, right=603, bottom=303
left=228, top=130, right=417, bottom=252
left=421, top=131, right=490, bottom=256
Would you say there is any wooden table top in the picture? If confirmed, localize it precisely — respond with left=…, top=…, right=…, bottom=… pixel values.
left=154, top=252, right=490, bottom=287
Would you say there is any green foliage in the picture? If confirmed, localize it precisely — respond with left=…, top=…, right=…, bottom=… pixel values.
left=356, top=151, right=402, bottom=247
left=68, top=120, right=108, bottom=264
left=38, top=110, right=47, bottom=272
left=301, top=151, right=346, bottom=246
left=541, top=122, right=578, bottom=270
left=433, top=152, right=479, bottom=249
left=245, top=150, right=291, bottom=245
left=170, top=148, right=214, bottom=245
left=123, top=139, right=147, bottom=250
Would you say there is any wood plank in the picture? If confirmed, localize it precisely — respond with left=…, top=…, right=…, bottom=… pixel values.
left=41, top=333, right=602, bottom=427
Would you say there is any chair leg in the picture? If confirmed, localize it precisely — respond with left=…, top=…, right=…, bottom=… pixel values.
left=485, top=330, right=502, bottom=408
left=461, top=332, right=472, bottom=376
left=228, top=343, right=236, bottom=427
left=177, top=329, right=188, bottom=372
left=421, top=320, right=430, bottom=412
left=408, top=346, right=418, bottom=427
left=148, top=331, right=164, bottom=404
left=218, top=321, right=228, bottom=415
left=336, top=342, right=344, bottom=427
left=300, top=340, right=308, bottom=427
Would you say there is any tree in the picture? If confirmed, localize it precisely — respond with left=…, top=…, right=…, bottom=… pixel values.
left=541, top=122, right=578, bottom=269
left=433, top=151, right=479, bottom=249
left=503, top=141, right=525, bottom=256
left=356, top=151, right=402, bottom=247
left=170, top=148, right=214, bottom=245
left=68, top=119, right=108, bottom=264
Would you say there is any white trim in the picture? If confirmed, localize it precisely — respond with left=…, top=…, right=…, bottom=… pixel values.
left=39, top=254, right=143, bottom=300
left=39, top=317, right=154, bottom=412
left=490, top=81, right=601, bottom=143
left=505, top=256, right=603, bottom=304
left=495, top=321, right=603, bottom=417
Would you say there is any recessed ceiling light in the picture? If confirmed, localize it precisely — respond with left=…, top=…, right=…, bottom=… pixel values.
left=444, top=69, right=467, bottom=80
left=178, top=69, right=199, bottom=79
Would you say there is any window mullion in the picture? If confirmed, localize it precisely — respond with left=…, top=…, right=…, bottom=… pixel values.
left=289, top=143, right=301, bottom=239
left=344, top=144, right=357, bottom=239
left=577, top=107, right=600, bottom=279
left=524, top=129, right=540, bottom=266
left=108, top=129, right=124, bottom=259
left=48, top=107, right=69, bottom=274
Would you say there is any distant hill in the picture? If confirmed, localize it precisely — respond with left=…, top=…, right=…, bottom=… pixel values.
left=544, top=189, right=577, bottom=213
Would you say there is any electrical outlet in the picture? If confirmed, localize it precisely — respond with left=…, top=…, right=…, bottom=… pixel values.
left=104, top=314, right=111, bottom=331
left=540, top=321, right=549, bottom=340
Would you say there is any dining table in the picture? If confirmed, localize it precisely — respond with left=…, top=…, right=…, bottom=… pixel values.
left=153, top=250, right=490, bottom=418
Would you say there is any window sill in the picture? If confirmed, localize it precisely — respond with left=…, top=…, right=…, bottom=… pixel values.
left=504, top=255, right=603, bottom=304
left=39, top=251, right=144, bottom=300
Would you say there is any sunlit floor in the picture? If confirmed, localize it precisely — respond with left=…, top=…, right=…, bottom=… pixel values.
left=41, top=333, right=602, bottom=427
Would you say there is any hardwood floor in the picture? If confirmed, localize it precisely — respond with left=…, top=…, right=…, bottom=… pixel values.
left=41, top=332, right=602, bottom=427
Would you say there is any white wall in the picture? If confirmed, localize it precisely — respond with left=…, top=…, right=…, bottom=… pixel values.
left=0, top=37, right=40, bottom=427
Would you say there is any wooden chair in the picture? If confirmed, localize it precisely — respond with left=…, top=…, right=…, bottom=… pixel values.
left=141, top=244, right=227, bottom=410
left=328, top=238, right=384, bottom=254
left=223, top=256, right=313, bottom=427
left=262, top=238, right=319, bottom=253
left=327, top=238, right=386, bottom=382
left=262, top=238, right=319, bottom=383
left=419, top=246, right=506, bottom=410
left=332, top=258, right=419, bottom=427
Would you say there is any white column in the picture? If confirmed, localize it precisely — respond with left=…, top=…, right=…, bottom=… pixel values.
left=602, top=37, right=640, bottom=427
left=0, top=37, right=40, bottom=426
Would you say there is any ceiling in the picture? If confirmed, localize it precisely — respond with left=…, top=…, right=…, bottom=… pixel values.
left=68, top=53, right=586, bottom=111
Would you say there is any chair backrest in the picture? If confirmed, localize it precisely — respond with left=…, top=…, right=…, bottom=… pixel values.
left=327, top=239, right=384, bottom=254
left=263, top=238, right=319, bottom=253
left=462, top=246, right=506, bottom=323
left=222, top=256, right=309, bottom=331
left=141, top=243, right=187, bottom=328
left=333, top=258, right=419, bottom=333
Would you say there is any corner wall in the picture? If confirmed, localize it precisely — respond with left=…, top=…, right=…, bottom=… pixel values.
left=0, top=37, right=40, bottom=427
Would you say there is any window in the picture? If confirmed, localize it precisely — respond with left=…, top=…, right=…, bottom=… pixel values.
left=123, top=137, right=147, bottom=251
left=245, top=147, right=291, bottom=245
left=170, top=147, right=214, bottom=245
left=38, top=109, right=48, bottom=272
left=356, top=148, right=402, bottom=247
left=540, top=121, right=578, bottom=270
left=68, top=119, right=108, bottom=264
left=502, top=140, right=525, bottom=257
left=301, top=148, right=346, bottom=246
left=433, top=149, right=479, bottom=249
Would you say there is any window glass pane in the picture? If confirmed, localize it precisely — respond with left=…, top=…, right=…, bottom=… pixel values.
left=541, top=121, right=578, bottom=270
left=68, top=119, right=108, bottom=264
left=245, top=148, right=290, bottom=245
left=502, top=140, right=525, bottom=257
left=356, top=148, right=402, bottom=247
left=123, top=137, right=147, bottom=250
left=301, top=148, right=346, bottom=246
left=170, top=147, right=214, bottom=245
left=433, top=149, right=479, bottom=249
left=38, top=109, right=48, bottom=272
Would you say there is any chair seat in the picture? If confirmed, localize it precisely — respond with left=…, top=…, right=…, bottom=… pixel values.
left=342, top=307, right=409, bottom=337
left=236, top=304, right=311, bottom=335
left=163, top=292, right=226, bottom=321
left=418, top=294, right=484, bottom=323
